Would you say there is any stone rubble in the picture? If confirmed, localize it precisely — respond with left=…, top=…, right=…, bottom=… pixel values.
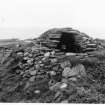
left=0, top=28, right=105, bottom=103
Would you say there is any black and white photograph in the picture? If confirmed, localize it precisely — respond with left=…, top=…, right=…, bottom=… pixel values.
left=0, top=0, right=105, bottom=103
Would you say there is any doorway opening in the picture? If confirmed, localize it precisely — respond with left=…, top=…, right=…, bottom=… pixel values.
left=57, top=32, right=82, bottom=53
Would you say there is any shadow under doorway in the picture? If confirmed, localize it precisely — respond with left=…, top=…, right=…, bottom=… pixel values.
left=57, top=32, right=82, bottom=53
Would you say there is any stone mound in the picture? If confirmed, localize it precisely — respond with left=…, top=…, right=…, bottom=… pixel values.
left=0, top=27, right=105, bottom=103
left=38, top=28, right=102, bottom=53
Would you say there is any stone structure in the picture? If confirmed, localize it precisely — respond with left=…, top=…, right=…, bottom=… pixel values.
left=37, top=28, right=102, bottom=53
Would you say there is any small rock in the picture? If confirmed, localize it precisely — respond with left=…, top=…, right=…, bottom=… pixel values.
left=77, top=87, right=85, bottom=95
left=42, top=57, right=46, bottom=61
left=72, top=64, right=86, bottom=77
left=44, top=52, right=50, bottom=58
left=29, top=70, right=37, bottom=75
left=61, top=78, right=68, bottom=83
left=54, top=91, right=61, bottom=99
left=51, top=59, right=57, bottom=63
left=62, top=64, right=86, bottom=78
left=77, top=64, right=86, bottom=77
left=32, top=47, right=37, bottom=52
left=35, top=64, right=40, bottom=69
left=69, top=77, right=77, bottom=81
left=60, top=60, right=71, bottom=69
left=40, top=64, right=44, bottom=67
left=27, top=59, right=34, bottom=65
left=23, top=57, right=29, bottom=60
left=28, top=54, right=33, bottom=57
left=29, top=76, right=35, bottom=82
left=62, top=67, right=76, bottom=77
left=17, top=52, right=23, bottom=57
left=16, top=70, right=20, bottom=74
left=24, top=82, right=30, bottom=89
left=61, top=100, right=68, bottom=103
left=38, top=61, right=42, bottom=64
left=20, top=71, right=24, bottom=75
left=65, top=53, right=76, bottom=56
left=34, top=90, right=40, bottom=94
left=50, top=71, right=56, bottom=76
left=24, top=52, right=29, bottom=57
left=49, top=82, right=61, bottom=91
left=60, top=83, right=68, bottom=89
left=51, top=50, right=55, bottom=56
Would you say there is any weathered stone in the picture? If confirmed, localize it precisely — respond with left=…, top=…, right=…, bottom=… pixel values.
left=76, top=87, right=85, bottom=95
left=29, top=76, right=36, bottom=82
left=29, top=70, right=37, bottom=75
left=60, top=60, right=71, bottom=69
left=72, top=64, right=86, bottom=77
left=61, top=78, right=68, bottom=83
left=23, top=56, right=29, bottom=60
left=60, top=83, right=68, bottom=89
left=65, top=53, right=76, bottom=56
left=17, top=52, right=24, bottom=57
left=51, top=50, right=55, bottom=56
left=34, top=90, right=40, bottom=94
left=50, top=58, right=57, bottom=63
left=49, top=82, right=61, bottom=91
left=24, top=52, right=29, bottom=57
left=68, top=77, right=77, bottom=81
left=62, top=64, right=86, bottom=78
left=24, top=82, right=30, bottom=89
left=35, top=64, right=40, bottom=70
left=44, top=52, right=50, bottom=58
left=28, top=54, right=33, bottom=57
left=62, top=67, right=77, bottom=78
left=49, top=71, right=56, bottom=76
left=61, top=100, right=68, bottom=103
left=27, top=59, right=34, bottom=65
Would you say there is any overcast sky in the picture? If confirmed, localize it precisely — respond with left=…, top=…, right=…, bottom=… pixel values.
left=0, top=0, right=105, bottom=39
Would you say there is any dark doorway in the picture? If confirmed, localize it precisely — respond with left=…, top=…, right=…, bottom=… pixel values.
left=57, top=32, right=82, bottom=53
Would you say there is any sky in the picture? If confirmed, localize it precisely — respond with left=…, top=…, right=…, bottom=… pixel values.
left=0, top=0, right=105, bottom=39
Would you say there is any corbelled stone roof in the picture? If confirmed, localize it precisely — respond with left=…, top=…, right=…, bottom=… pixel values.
left=38, top=28, right=102, bottom=52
